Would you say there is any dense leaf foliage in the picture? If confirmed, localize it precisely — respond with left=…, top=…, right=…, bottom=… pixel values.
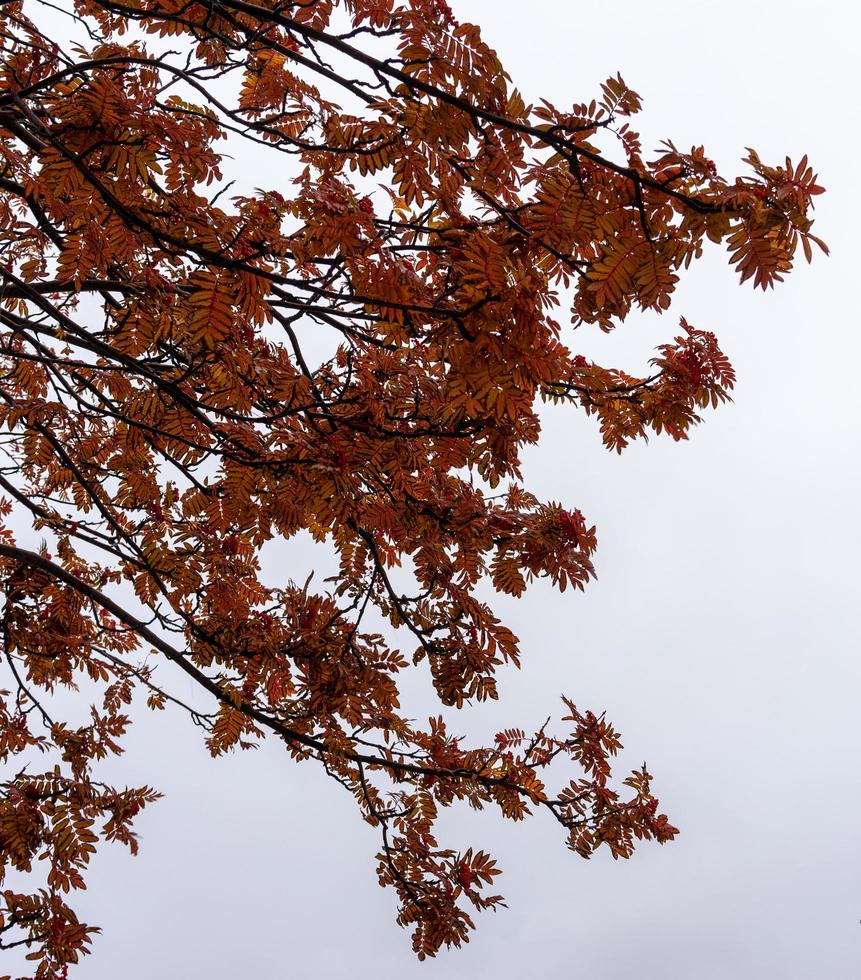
left=0, top=0, right=824, bottom=972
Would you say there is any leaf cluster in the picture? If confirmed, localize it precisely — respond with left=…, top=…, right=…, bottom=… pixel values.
left=0, top=0, right=824, bottom=971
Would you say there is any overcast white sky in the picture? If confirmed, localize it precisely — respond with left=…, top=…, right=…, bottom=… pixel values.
left=6, top=1, right=860, bottom=978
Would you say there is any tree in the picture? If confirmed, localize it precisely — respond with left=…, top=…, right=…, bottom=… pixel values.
left=0, top=0, right=826, bottom=973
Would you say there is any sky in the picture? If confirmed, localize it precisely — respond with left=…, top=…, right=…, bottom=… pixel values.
left=5, top=1, right=861, bottom=978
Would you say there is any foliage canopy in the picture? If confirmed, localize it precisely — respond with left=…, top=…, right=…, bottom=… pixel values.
left=0, top=0, right=824, bottom=972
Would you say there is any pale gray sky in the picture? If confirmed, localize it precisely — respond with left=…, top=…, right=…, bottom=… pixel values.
left=6, top=1, right=860, bottom=978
